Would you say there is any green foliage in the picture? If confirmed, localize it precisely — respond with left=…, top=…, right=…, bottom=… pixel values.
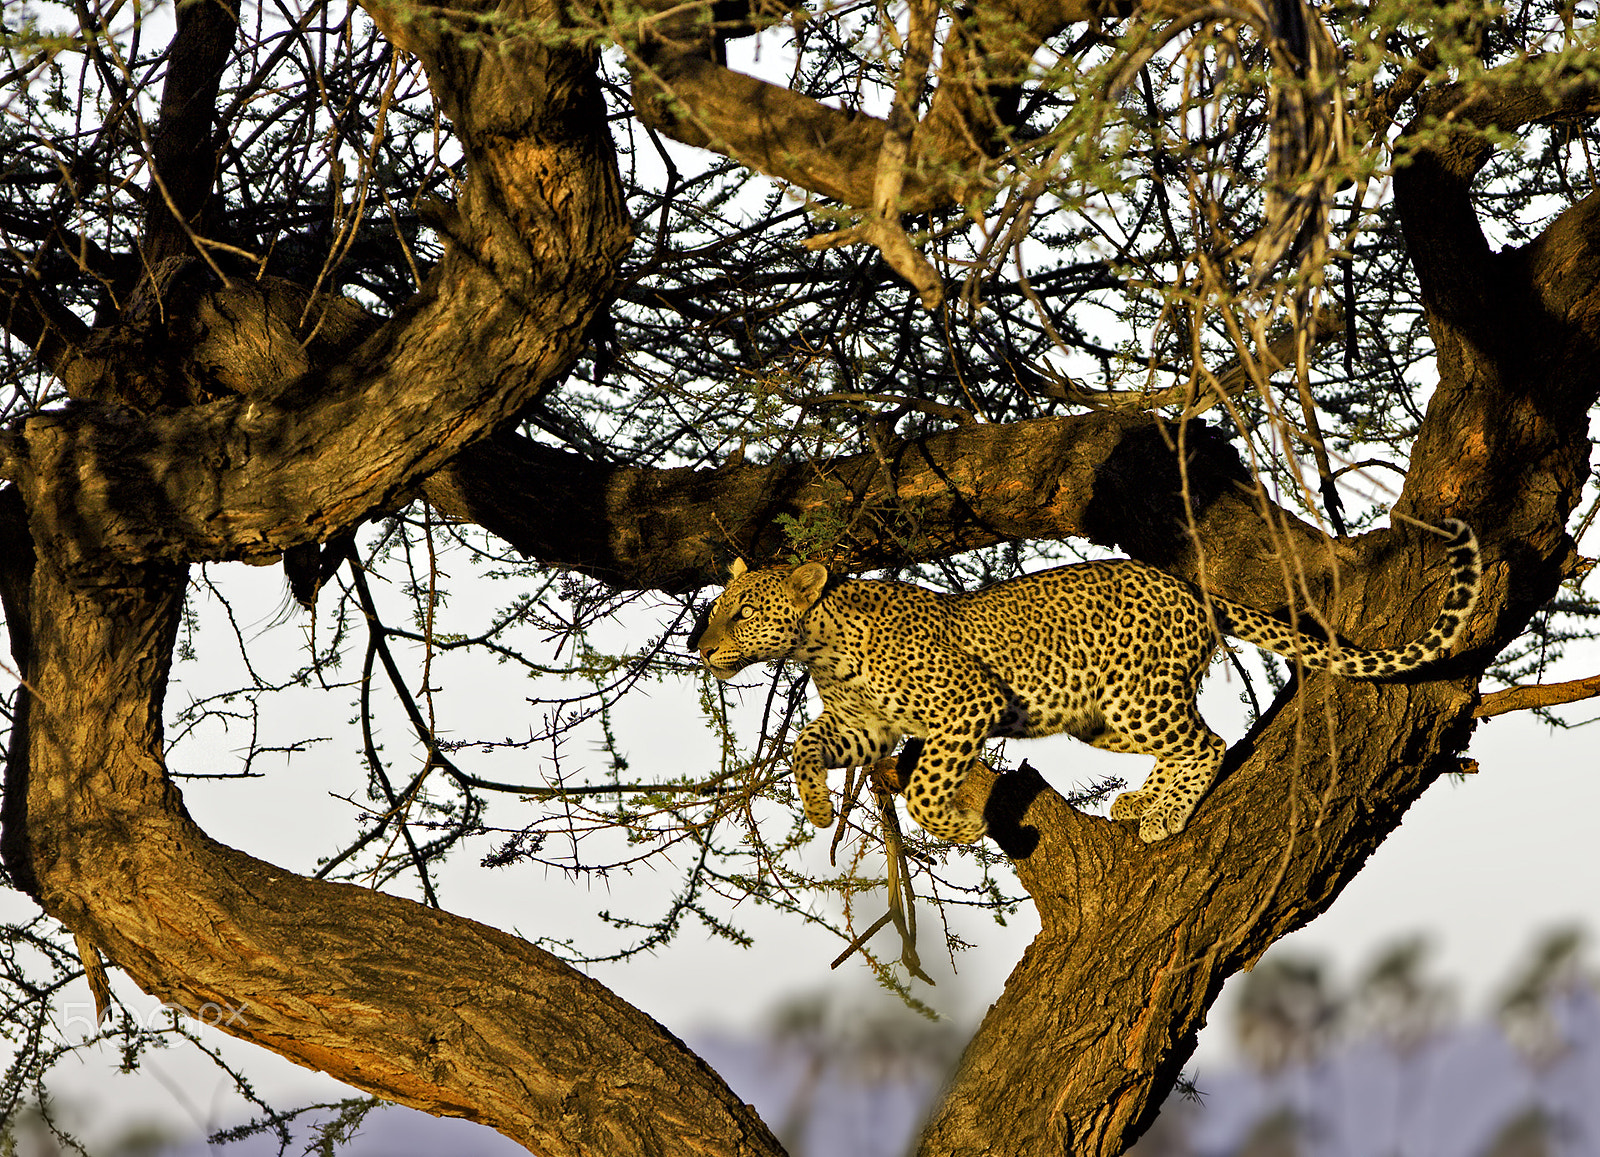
left=775, top=508, right=852, bottom=562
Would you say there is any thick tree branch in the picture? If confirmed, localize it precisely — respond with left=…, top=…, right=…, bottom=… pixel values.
left=632, top=50, right=953, bottom=208
left=914, top=60, right=1600, bottom=1156
left=140, top=0, right=240, bottom=267
left=7, top=2, right=1599, bottom=1153
left=10, top=0, right=629, bottom=581
left=422, top=414, right=1346, bottom=614
left=1395, top=59, right=1600, bottom=335
left=916, top=197, right=1600, bottom=1150
left=921, top=656, right=1478, bottom=1153
left=0, top=484, right=35, bottom=895
left=0, top=3, right=712, bottom=1148
left=50, top=271, right=380, bottom=407
left=10, top=558, right=784, bottom=1157
left=1397, top=189, right=1600, bottom=578
left=5, top=393, right=1339, bottom=611
left=1413, top=68, right=1600, bottom=142
left=624, top=0, right=1127, bottom=213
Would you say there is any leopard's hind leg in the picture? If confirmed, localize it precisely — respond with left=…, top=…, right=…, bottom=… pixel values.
left=1094, top=664, right=1226, bottom=842
left=1121, top=730, right=1227, bottom=842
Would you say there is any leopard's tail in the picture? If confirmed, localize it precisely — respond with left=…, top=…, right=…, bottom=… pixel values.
left=1209, top=520, right=1480, bottom=679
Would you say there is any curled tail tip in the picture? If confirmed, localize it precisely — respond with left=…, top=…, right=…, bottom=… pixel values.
left=1444, top=520, right=1481, bottom=575
left=1436, top=518, right=1482, bottom=646
left=1436, top=519, right=1481, bottom=585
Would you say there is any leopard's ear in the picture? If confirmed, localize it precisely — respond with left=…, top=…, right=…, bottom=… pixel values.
left=729, top=558, right=748, bottom=579
left=787, top=562, right=830, bottom=607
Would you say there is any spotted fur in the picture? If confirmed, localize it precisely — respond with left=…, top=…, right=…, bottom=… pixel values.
left=689, top=522, right=1480, bottom=845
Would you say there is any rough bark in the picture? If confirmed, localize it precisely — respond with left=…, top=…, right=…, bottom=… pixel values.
left=139, top=0, right=240, bottom=271
left=0, top=0, right=630, bottom=577
left=0, top=1, right=780, bottom=1153
left=8, top=548, right=783, bottom=1156
left=422, top=413, right=1337, bottom=601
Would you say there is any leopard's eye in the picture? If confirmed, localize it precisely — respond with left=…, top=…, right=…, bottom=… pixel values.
left=730, top=603, right=754, bottom=623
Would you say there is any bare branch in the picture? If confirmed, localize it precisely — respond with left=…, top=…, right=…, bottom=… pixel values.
left=1396, top=58, right=1600, bottom=333
left=1474, top=673, right=1600, bottom=718
left=421, top=415, right=1331, bottom=607
left=624, top=0, right=1128, bottom=213
left=0, top=273, right=91, bottom=377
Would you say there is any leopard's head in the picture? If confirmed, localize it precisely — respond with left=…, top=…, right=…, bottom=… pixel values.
left=688, top=560, right=830, bottom=679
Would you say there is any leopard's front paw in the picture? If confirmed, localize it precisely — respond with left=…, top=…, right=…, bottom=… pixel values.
left=1110, top=789, right=1155, bottom=821
left=795, top=767, right=835, bottom=828
left=1137, top=801, right=1187, bottom=844
left=804, top=799, right=836, bottom=828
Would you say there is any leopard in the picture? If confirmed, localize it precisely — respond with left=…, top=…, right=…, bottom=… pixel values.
left=689, top=521, right=1480, bottom=845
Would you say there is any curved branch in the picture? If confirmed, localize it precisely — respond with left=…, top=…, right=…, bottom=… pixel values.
left=0, top=272, right=91, bottom=377
left=13, top=560, right=784, bottom=1157
left=1, top=3, right=782, bottom=1151
left=623, top=0, right=1131, bottom=213
left=1394, top=58, right=1600, bottom=334
left=421, top=413, right=1336, bottom=611
left=921, top=652, right=1478, bottom=1152
left=631, top=49, right=950, bottom=208
left=916, top=181, right=1600, bottom=1144
left=913, top=54, right=1600, bottom=1155
left=14, top=0, right=629, bottom=581
left=1396, top=187, right=1600, bottom=593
